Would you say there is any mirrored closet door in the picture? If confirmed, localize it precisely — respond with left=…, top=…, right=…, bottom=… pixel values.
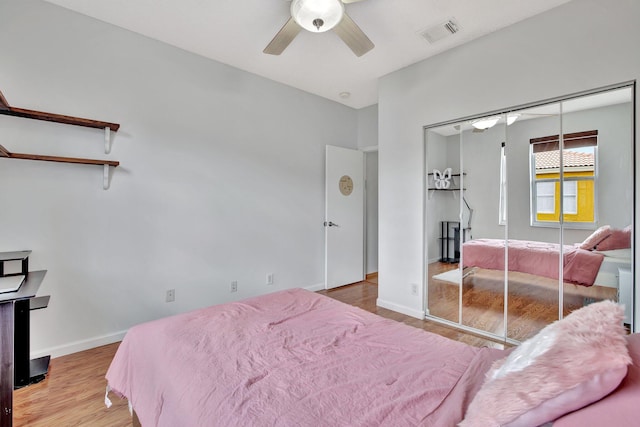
left=505, top=103, right=562, bottom=341
left=459, top=116, right=507, bottom=338
left=425, top=84, right=635, bottom=344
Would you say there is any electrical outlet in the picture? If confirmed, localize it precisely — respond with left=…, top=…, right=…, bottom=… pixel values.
left=230, top=281, right=238, bottom=293
left=411, top=283, right=418, bottom=296
left=166, top=289, right=175, bottom=302
left=266, top=273, right=274, bottom=285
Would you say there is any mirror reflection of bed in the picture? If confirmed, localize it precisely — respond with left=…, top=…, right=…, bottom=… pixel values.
left=425, top=85, right=634, bottom=344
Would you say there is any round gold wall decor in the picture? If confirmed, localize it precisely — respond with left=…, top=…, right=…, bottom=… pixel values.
left=339, top=175, right=354, bottom=196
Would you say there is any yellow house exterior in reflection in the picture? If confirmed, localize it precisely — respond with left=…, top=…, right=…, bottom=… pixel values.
left=535, top=150, right=595, bottom=223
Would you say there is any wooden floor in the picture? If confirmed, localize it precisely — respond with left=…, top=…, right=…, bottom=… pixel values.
left=13, top=279, right=506, bottom=426
left=428, top=261, right=617, bottom=341
left=13, top=343, right=131, bottom=426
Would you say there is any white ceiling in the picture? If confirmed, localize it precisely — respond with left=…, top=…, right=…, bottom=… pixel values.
left=42, top=0, right=572, bottom=109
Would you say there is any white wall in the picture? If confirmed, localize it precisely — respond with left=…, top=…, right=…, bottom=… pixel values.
left=357, top=104, right=378, bottom=150
left=378, top=0, right=640, bottom=321
left=0, top=0, right=358, bottom=357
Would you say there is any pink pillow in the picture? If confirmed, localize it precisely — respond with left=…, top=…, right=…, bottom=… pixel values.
left=596, top=226, right=631, bottom=251
left=460, top=301, right=631, bottom=427
left=579, top=225, right=612, bottom=250
left=553, top=333, right=640, bottom=426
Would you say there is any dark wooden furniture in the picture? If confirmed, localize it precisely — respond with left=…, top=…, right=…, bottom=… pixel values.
left=0, top=251, right=50, bottom=427
left=439, top=221, right=470, bottom=263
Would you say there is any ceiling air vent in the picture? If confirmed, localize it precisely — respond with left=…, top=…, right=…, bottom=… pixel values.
left=420, top=18, right=461, bottom=44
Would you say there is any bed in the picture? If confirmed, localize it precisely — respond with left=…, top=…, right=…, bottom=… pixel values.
left=462, top=226, right=632, bottom=289
left=105, top=288, right=639, bottom=426
left=593, top=248, right=633, bottom=288
left=462, top=239, right=605, bottom=287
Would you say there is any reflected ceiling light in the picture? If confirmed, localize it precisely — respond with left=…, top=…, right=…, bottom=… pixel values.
left=291, top=0, right=345, bottom=33
left=471, top=116, right=500, bottom=130
left=506, top=114, right=520, bottom=126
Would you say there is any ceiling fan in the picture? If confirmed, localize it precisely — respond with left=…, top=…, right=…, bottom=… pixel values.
left=470, top=112, right=557, bottom=132
left=264, top=0, right=374, bottom=57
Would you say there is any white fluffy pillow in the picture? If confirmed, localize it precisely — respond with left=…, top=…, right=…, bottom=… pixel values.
left=460, top=300, right=631, bottom=427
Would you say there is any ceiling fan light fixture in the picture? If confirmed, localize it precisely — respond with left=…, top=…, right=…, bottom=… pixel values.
left=291, top=0, right=345, bottom=33
left=506, top=113, right=520, bottom=125
left=471, top=116, right=500, bottom=130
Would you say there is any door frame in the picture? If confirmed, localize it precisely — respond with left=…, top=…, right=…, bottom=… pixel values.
left=324, top=145, right=378, bottom=289
left=324, top=145, right=365, bottom=289
left=362, top=145, right=378, bottom=279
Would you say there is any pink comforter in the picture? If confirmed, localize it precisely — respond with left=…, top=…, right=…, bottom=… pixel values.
left=463, top=239, right=604, bottom=287
left=106, top=289, right=503, bottom=426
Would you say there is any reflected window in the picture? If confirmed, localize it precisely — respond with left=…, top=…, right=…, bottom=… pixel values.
left=530, top=130, right=597, bottom=227
left=563, top=181, right=578, bottom=214
left=536, top=181, right=555, bottom=213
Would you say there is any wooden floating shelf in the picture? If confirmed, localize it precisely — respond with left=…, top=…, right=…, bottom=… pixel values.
left=0, top=144, right=118, bottom=167
left=0, top=90, right=119, bottom=131
left=0, top=90, right=9, bottom=111
left=0, top=88, right=121, bottom=189
left=0, top=107, right=119, bottom=132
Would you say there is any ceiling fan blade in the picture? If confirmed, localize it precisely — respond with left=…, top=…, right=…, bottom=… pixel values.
left=334, top=13, right=374, bottom=57
left=264, top=18, right=302, bottom=55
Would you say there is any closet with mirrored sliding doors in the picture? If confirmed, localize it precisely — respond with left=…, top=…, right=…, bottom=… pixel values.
left=424, top=83, right=635, bottom=344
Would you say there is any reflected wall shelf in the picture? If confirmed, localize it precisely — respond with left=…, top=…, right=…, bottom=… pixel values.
left=427, top=172, right=466, bottom=199
left=427, top=172, right=466, bottom=177
left=0, top=89, right=120, bottom=189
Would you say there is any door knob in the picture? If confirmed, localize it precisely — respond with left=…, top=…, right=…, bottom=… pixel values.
left=324, top=221, right=340, bottom=227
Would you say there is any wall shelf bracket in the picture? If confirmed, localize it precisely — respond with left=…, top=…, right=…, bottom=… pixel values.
left=103, top=164, right=111, bottom=190
left=104, top=127, right=112, bottom=154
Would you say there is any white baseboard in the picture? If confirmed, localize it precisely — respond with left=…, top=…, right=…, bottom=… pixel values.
left=31, top=330, right=128, bottom=360
left=376, top=298, right=425, bottom=320
left=304, top=282, right=325, bottom=292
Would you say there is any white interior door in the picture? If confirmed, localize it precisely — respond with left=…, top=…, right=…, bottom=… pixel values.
left=325, top=145, right=364, bottom=289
